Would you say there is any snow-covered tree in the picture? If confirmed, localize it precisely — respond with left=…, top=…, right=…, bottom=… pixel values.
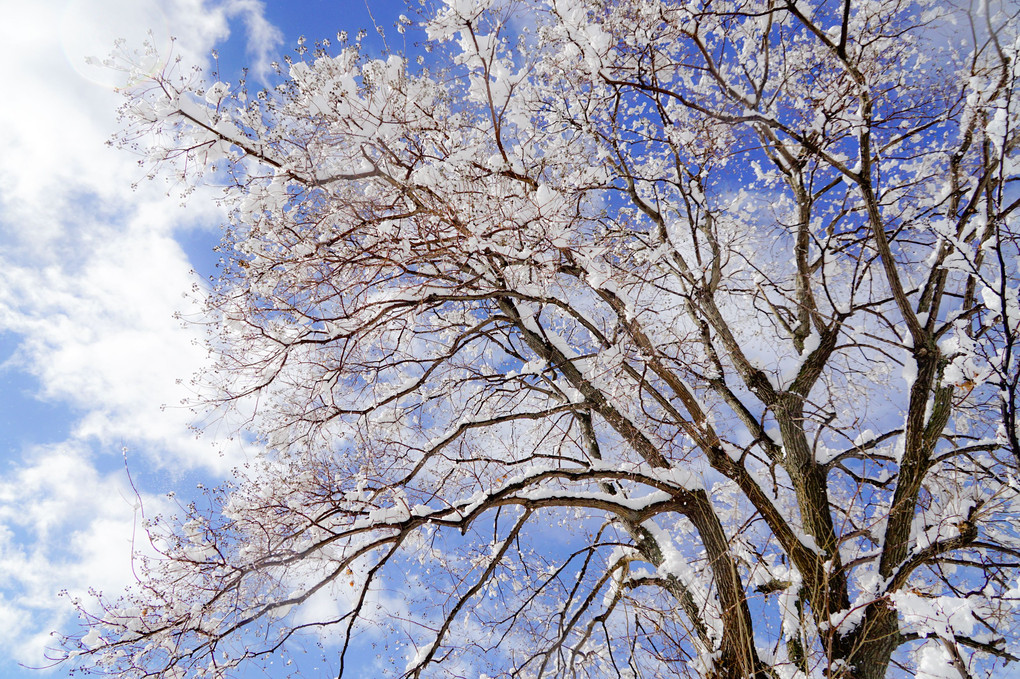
left=63, top=0, right=1020, bottom=677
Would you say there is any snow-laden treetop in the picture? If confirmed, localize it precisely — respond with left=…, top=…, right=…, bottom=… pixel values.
left=64, top=1, right=1020, bottom=678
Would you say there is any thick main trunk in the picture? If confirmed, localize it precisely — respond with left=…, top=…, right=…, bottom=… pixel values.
left=839, top=603, right=901, bottom=679
left=775, top=396, right=851, bottom=626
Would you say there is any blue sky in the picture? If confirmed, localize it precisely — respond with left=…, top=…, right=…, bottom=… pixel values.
left=0, top=1, right=409, bottom=676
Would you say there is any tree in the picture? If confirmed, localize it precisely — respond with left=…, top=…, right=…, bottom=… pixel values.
left=63, top=0, right=1020, bottom=677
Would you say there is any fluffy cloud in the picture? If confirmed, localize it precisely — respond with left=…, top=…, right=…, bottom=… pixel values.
left=0, top=0, right=241, bottom=471
left=219, top=0, right=285, bottom=83
left=0, top=211, right=229, bottom=470
left=0, top=0, right=283, bottom=670
left=0, top=443, right=174, bottom=664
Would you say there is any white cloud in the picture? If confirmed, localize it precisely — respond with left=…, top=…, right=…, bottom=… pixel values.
left=0, top=210, right=235, bottom=471
left=221, top=0, right=285, bottom=83
left=0, top=0, right=285, bottom=669
left=0, top=443, right=174, bottom=665
left=0, top=0, right=277, bottom=468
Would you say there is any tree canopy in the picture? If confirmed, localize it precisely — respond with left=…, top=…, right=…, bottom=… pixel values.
left=65, top=0, right=1020, bottom=678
